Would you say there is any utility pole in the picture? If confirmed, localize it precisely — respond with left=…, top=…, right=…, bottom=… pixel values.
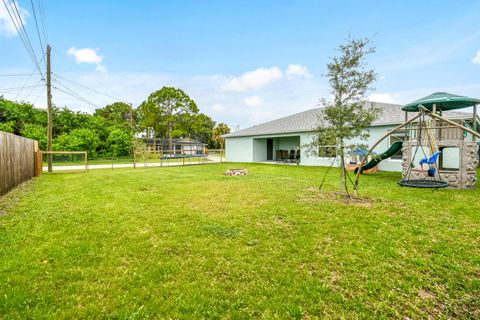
left=46, top=45, right=53, bottom=172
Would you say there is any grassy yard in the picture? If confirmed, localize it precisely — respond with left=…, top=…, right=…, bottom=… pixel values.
left=1, top=164, right=479, bottom=319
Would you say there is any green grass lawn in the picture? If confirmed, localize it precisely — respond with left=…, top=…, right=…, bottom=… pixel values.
left=1, top=164, right=479, bottom=319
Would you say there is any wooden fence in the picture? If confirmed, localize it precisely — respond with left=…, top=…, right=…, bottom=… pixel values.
left=0, top=131, right=41, bottom=196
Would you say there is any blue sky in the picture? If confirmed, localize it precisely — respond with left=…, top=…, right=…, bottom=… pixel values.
left=1, top=0, right=480, bottom=129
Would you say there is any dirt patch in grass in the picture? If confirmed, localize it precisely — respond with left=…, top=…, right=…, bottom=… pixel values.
left=298, top=186, right=373, bottom=208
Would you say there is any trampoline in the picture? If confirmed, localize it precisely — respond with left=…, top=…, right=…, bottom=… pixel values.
left=398, top=179, right=449, bottom=189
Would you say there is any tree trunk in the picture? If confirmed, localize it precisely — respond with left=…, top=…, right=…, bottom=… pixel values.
left=152, top=128, right=156, bottom=151
left=339, top=153, right=346, bottom=194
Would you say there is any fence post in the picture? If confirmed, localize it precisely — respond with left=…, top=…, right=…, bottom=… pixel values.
left=34, top=141, right=42, bottom=176
left=133, top=150, right=136, bottom=169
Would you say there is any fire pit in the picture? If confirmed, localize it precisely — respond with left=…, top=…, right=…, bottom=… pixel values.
left=224, top=169, right=248, bottom=176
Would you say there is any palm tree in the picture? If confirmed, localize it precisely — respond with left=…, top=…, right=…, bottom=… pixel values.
left=212, top=123, right=230, bottom=149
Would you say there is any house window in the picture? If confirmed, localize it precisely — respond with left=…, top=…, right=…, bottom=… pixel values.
left=318, top=145, right=336, bottom=158
left=389, top=130, right=405, bottom=160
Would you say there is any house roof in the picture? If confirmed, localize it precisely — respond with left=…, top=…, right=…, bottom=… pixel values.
left=223, top=102, right=473, bottom=138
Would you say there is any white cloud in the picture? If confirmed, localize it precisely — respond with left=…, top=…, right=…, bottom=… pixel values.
left=67, top=47, right=102, bottom=64
left=368, top=93, right=396, bottom=104
left=244, top=96, right=263, bottom=107
left=222, top=67, right=282, bottom=92
left=0, top=1, right=29, bottom=37
left=211, top=103, right=224, bottom=112
left=473, top=50, right=480, bottom=65
left=286, top=64, right=311, bottom=79
left=67, top=47, right=107, bottom=74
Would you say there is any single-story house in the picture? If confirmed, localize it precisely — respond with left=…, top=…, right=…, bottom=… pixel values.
left=223, top=102, right=477, bottom=171
left=145, top=137, right=206, bottom=155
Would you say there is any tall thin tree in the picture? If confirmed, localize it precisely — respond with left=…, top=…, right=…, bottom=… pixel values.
left=310, top=37, right=380, bottom=195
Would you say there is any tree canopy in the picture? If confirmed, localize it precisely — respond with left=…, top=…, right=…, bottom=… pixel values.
left=212, top=123, right=231, bottom=149
left=145, top=87, right=199, bottom=151
left=0, top=85, right=220, bottom=158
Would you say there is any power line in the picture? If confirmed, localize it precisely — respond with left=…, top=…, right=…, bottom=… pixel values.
left=22, top=78, right=43, bottom=100
left=1, top=0, right=45, bottom=78
left=13, top=53, right=46, bottom=100
left=53, top=73, right=131, bottom=104
left=37, top=0, right=48, bottom=44
left=10, top=0, right=41, bottom=67
left=0, top=73, right=42, bottom=77
left=2, top=0, right=34, bottom=61
left=52, top=82, right=100, bottom=109
left=0, top=83, right=44, bottom=103
left=0, top=84, right=44, bottom=93
left=31, top=85, right=45, bottom=105
left=14, top=68, right=40, bottom=100
left=30, top=0, right=46, bottom=68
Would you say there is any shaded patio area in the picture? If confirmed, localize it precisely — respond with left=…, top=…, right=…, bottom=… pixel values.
left=253, top=135, right=301, bottom=163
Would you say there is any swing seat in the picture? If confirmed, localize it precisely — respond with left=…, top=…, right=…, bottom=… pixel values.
left=398, top=179, right=449, bottom=188
left=419, top=151, right=441, bottom=165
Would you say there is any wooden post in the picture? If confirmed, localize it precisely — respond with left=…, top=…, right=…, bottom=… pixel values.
left=46, top=45, right=53, bottom=173
left=432, top=103, right=437, bottom=140
left=438, top=109, right=443, bottom=140
left=33, top=141, right=42, bottom=176
left=133, top=149, right=136, bottom=169
left=473, top=104, right=477, bottom=142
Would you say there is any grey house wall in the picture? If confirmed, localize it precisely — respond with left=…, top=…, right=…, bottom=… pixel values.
left=225, top=137, right=254, bottom=162
left=225, top=126, right=405, bottom=171
left=224, top=124, right=474, bottom=172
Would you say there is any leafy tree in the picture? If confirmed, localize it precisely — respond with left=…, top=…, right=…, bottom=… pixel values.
left=0, top=121, right=15, bottom=133
left=94, top=102, right=132, bottom=130
left=54, top=128, right=101, bottom=157
left=0, top=88, right=218, bottom=159
left=53, top=107, right=90, bottom=136
left=135, top=100, right=160, bottom=147
left=145, top=87, right=199, bottom=152
left=22, top=124, right=47, bottom=150
left=105, top=128, right=133, bottom=157
left=177, top=113, right=215, bottom=146
left=0, top=99, right=46, bottom=134
left=310, top=37, right=380, bottom=195
left=212, top=123, right=230, bottom=149
left=87, top=116, right=111, bottom=154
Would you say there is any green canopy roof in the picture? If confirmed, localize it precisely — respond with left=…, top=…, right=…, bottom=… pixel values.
left=402, top=92, right=480, bottom=112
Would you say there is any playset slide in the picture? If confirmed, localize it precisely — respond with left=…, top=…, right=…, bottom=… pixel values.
left=354, top=141, right=403, bottom=174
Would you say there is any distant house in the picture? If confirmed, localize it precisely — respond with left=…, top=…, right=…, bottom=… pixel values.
left=145, top=137, right=206, bottom=155
left=223, top=102, right=476, bottom=171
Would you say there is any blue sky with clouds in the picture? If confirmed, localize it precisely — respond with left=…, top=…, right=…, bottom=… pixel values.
left=1, top=0, right=480, bottom=129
